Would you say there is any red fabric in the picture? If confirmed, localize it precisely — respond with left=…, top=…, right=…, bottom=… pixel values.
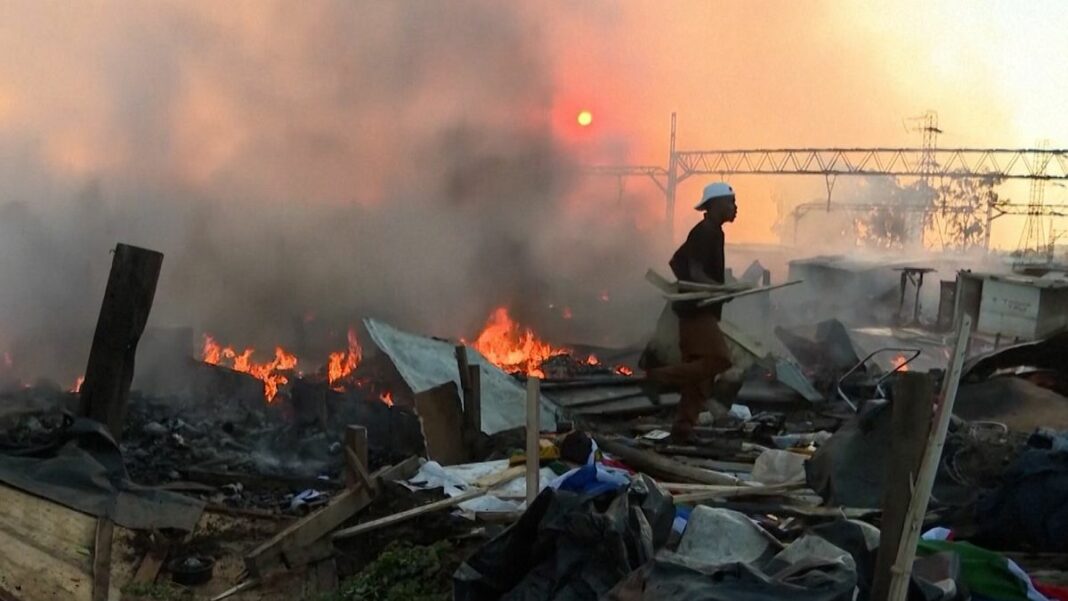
left=1036, top=582, right=1068, bottom=601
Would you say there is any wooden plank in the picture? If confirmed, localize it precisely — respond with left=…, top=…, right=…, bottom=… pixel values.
left=0, top=484, right=101, bottom=601
left=595, top=436, right=742, bottom=486
left=691, top=500, right=879, bottom=519
left=244, top=484, right=373, bottom=577
left=526, top=378, right=541, bottom=505
left=694, top=280, right=802, bottom=307
left=871, top=373, right=934, bottom=601
left=413, top=382, right=467, bottom=465
left=92, top=518, right=113, bottom=601
left=886, top=316, right=971, bottom=601
left=127, top=544, right=169, bottom=590
left=672, top=482, right=805, bottom=504
left=373, top=456, right=422, bottom=485
left=345, top=448, right=374, bottom=494
left=79, top=243, right=164, bottom=439
left=332, top=468, right=523, bottom=542
left=343, top=425, right=369, bottom=487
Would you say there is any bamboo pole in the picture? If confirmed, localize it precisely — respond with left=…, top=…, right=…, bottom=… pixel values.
left=885, top=315, right=971, bottom=601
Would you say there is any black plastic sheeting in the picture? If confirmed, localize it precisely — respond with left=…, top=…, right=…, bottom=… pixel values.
left=454, top=475, right=675, bottom=601
left=974, top=445, right=1068, bottom=552
left=0, top=417, right=203, bottom=531
left=806, top=400, right=971, bottom=509
left=602, top=549, right=857, bottom=601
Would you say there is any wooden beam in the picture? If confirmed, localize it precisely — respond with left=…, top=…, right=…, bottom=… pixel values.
left=332, top=466, right=523, bottom=542
left=244, top=483, right=373, bottom=577
left=343, top=426, right=368, bottom=487
left=372, top=456, right=421, bottom=485
left=595, top=436, right=743, bottom=486
left=79, top=244, right=164, bottom=439
left=886, top=315, right=972, bottom=601
left=91, top=518, right=113, bottom=601
left=871, top=373, right=934, bottom=601
left=526, top=377, right=541, bottom=505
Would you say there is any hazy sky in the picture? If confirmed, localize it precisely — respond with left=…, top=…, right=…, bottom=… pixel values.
left=1, top=1, right=1065, bottom=248
left=1, top=1, right=1067, bottom=383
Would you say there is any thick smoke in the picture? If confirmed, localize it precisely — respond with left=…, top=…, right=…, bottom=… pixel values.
left=0, top=1, right=661, bottom=384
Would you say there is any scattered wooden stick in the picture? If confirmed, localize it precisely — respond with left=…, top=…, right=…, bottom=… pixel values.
left=671, top=481, right=806, bottom=504
left=595, top=436, right=743, bottom=486
left=332, top=468, right=523, bottom=542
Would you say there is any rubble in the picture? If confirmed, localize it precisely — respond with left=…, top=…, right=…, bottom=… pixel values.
left=3, top=248, right=1068, bottom=601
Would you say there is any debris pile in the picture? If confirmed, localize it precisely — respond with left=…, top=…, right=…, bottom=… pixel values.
left=2, top=245, right=1068, bottom=601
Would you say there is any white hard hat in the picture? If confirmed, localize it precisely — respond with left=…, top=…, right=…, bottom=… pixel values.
left=695, top=182, right=735, bottom=210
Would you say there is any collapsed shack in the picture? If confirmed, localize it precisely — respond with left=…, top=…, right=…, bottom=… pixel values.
left=3, top=247, right=1068, bottom=601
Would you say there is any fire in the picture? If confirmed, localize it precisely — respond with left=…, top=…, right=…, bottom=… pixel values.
left=586, top=354, right=600, bottom=366
left=577, top=110, right=593, bottom=127
left=2, top=352, right=11, bottom=368
left=891, top=354, right=910, bottom=372
left=202, top=334, right=298, bottom=402
left=70, top=375, right=84, bottom=393
left=616, top=365, right=634, bottom=376
left=562, top=306, right=573, bottom=320
left=470, top=307, right=568, bottom=378
left=599, top=291, right=610, bottom=302
left=327, top=328, right=362, bottom=391
left=379, top=391, right=394, bottom=406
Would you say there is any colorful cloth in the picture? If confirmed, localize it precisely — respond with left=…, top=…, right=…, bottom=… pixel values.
left=917, top=540, right=1050, bottom=601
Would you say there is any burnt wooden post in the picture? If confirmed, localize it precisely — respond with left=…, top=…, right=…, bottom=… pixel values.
left=80, top=244, right=164, bottom=440
left=871, top=372, right=934, bottom=601
left=455, top=345, right=482, bottom=460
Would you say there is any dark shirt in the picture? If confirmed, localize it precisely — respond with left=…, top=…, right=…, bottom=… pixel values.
left=668, top=218, right=725, bottom=318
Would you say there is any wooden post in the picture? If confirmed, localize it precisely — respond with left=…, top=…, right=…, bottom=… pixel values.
left=456, top=345, right=482, bottom=459
left=871, top=373, right=934, bottom=601
left=465, top=366, right=481, bottom=453
left=886, top=315, right=972, bottom=601
left=526, top=377, right=540, bottom=505
left=80, top=244, right=164, bottom=440
left=344, top=425, right=369, bottom=487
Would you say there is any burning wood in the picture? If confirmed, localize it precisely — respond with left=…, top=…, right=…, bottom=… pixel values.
left=468, top=307, right=633, bottom=379
left=201, top=335, right=298, bottom=402
left=470, top=307, right=569, bottom=378
left=327, top=328, right=362, bottom=391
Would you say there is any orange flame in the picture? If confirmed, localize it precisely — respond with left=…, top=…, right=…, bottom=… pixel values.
left=202, top=334, right=297, bottom=402
left=891, top=354, right=909, bottom=372
left=599, top=291, right=610, bottom=302
left=586, top=354, right=600, bottom=366
left=616, top=365, right=634, bottom=376
left=327, top=328, right=362, bottom=391
left=562, top=306, right=573, bottom=320
left=71, top=375, right=84, bottom=393
left=471, top=307, right=568, bottom=378
left=379, top=391, right=394, bottom=406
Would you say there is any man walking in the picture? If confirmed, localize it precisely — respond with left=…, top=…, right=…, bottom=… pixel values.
left=646, top=182, right=738, bottom=440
